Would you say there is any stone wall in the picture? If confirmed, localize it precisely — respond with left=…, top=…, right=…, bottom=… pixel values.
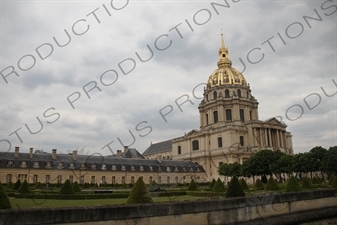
left=1, top=189, right=337, bottom=225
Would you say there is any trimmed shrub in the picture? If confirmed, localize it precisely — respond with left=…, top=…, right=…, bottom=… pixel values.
left=188, top=179, right=198, bottom=191
left=18, top=180, right=31, bottom=194
left=239, top=179, right=249, bottom=191
left=312, top=177, right=318, bottom=184
left=265, top=177, right=280, bottom=191
left=332, top=176, right=337, bottom=188
left=285, top=176, right=302, bottom=192
left=0, top=183, right=11, bottom=209
left=210, top=179, right=216, bottom=188
left=6, top=181, right=14, bottom=190
left=328, top=175, right=335, bottom=185
left=301, top=177, right=312, bottom=188
left=212, top=178, right=225, bottom=193
left=226, top=176, right=245, bottom=198
left=255, top=179, right=264, bottom=190
left=13, top=179, right=21, bottom=191
left=261, top=175, right=268, bottom=184
left=34, top=182, right=43, bottom=190
left=126, top=177, right=153, bottom=204
left=59, top=179, right=74, bottom=195
left=73, top=182, right=81, bottom=193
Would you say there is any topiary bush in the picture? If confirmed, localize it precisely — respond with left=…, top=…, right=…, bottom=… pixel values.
left=0, top=183, right=11, bottom=209
left=59, top=179, right=75, bottom=195
left=226, top=176, right=245, bottom=198
left=239, top=178, right=249, bottom=191
left=301, top=177, right=312, bottom=189
left=212, top=178, right=226, bottom=193
left=13, top=179, right=21, bottom=191
left=265, top=177, right=280, bottom=191
left=255, top=179, right=264, bottom=190
left=332, top=176, right=337, bottom=188
left=34, top=182, right=43, bottom=190
left=261, top=175, right=268, bottom=184
left=18, top=180, right=31, bottom=194
left=210, top=179, right=216, bottom=188
left=6, top=181, right=14, bottom=190
left=73, top=181, right=81, bottom=193
left=285, top=176, right=302, bottom=192
left=328, top=175, right=335, bottom=185
left=312, top=177, right=318, bottom=184
left=126, top=177, right=153, bottom=204
left=188, top=179, right=198, bottom=191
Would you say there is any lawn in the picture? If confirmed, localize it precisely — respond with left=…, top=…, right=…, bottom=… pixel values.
left=9, top=195, right=207, bottom=209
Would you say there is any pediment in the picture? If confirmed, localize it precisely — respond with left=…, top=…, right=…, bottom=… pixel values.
left=264, top=117, right=284, bottom=126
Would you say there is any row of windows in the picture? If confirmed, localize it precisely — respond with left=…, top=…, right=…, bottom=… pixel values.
left=205, top=109, right=253, bottom=124
left=177, top=136, right=244, bottom=154
left=6, top=174, right=201, bottom=185
left=207, top=89, right=248, bottom=101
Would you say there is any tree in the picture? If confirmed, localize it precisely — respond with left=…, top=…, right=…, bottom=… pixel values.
left=322, top=146, right=337, bottom=175
left=332, top=176, right=337, bottom=188
left=13, top=179, right=21, bottom=191
left=126, top=177, right=153, bottom=204
left=6, top=181, right=14, bottom=190
left=59, top=179, right=75, bottom=195
left=0, top=183, right=11, bottom=209
left=212, top=178, right=226, bottom=193
left=18, top=180, right=31, bottom=194
left=255, top=179, right=264, bottom=190
left=210, top=179, right=216, bottom=188
left=285, top=176, right=302, bottom=192
left=301, top=177, right=312, bottom=189
left=34, top=182, right=43, bottom=189
left=226, top=176, right=245, bottom=198
left=218, top=162, right=243, bottom=180
left=308, top=146, right=327, bottom=178
left=73, top=181, right=81, bottom=192
left=188, top=179, right=198, bottom=191
left=265, top=177, right=279, bottom=191
left=239, top=178, right=249, bottom=191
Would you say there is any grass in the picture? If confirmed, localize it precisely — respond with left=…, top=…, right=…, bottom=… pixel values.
left=9, top=195, right=207, bottom=209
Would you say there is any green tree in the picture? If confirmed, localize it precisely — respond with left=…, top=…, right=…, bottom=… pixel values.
left=188, top=179, right=198, bottom=191
left=18, top=180, right=31, bottom=194
left=239, top=178, right=249, bottom=191
left=126, top=177, right=153, bottom=204
left=332, top=176, right=337, bottom=188
left=285, top=176, right=302, bottom=192
left=59, top=179, right=75, bottom=195
left=6, top=181, right=14, bottom=190
left=0, top=183, right=11, bottom=209
left=226, top=176, right=245, bottom=198
left=255, top=179, right=264, bottom=190
left=212, top=178, right=226, bottom=193
left=301, top=177, right=312, bottom=188
left=34, top=182, right=43, bottom=189
left=308, top=146, right=327, bottom=178
left=265, top=177, right=279, bottom=191
left=210, top=179, right=216, bottom=188
left=322, top=146, right=337, bottom=175
left=73, top=181, right=81, bottom=193
left=13, top=179, right=21, bottom=191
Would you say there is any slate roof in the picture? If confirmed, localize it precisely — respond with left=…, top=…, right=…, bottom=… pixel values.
left=121, top=148, right=145, bottom=159
left=0, top=151, right=205, bottom=173
left=142, top=140, right=173, bottom=156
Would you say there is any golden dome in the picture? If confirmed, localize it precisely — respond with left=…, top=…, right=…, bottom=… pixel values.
left=207, top=34, right=248, bottom=88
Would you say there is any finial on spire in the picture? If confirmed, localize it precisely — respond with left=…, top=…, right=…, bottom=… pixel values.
left=220, top=29, right=225, bottom=49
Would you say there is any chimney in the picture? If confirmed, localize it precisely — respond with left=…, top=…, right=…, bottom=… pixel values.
left=29, top=148, right=33, bottom=159
left=52, top=149, right=57, bottom=160
left=14, top=147, right=19, bottom=158
left=117, top=150, right=122, bottom=158
left=124, top=146, right=129, bottom=154
left=72, top=150, right=77, bottom=161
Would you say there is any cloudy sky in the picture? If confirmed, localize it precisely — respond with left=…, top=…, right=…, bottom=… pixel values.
left=1, top=0, right=336, bottom=157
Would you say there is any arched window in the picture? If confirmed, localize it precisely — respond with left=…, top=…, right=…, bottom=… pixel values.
left=237, top=89, right=241, bottom=98
left=192, top=140, right=199, bottom=151
left=218, top=137, right=223, bottom=148
left=213, top=91, right=217, bottom=100
left=225, top=89, right=230, bottom=98
left=226, top=109, right=232, bottom=121
left=213, top=111, right=218, bottom=123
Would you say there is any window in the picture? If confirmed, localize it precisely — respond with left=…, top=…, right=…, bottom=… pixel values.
left=219, top=162, right=224, bottom=166
left=58, top=162, right=63, bottom=169
left=131, top=165, right=135, bottom=171
left=131, top=176, right=134, bottom=184
left=226, top=109, right=232, bottom=121
left=46, top=162, right=52, bottom=169
left=33, top=161, right=39, bottom=168
left=20, top=161, right=27, bottom=168
left=240, top=136, right=244, bottom=146
left=166, top=166, right=171, bottom=172
left=174, top=166, right=179, bottom=172
left=213, top=91, right=217, bottom=100
left=121, top=165, right=126, bottom=171
left=112, top=176, right=116, bottom=184
left=192, top=140, right=199, bottom=150
left=33, top=174, right=38, bottom=184
left=102, top=176, right=106, bottom=184
left=213, top=111, right=218, bottom=123
left=46, top=175, right=50, bottom=183
left=57, top=175, right=62, bottom=184
left=225, top=89, right=230, bottom=98
left=237, top=89, right=241, bottom=97
left=206, top=114, right=209, bottom=125
left=69, top=175, right=73, bottom=184
left=240, top=109, right=245, bottom=121
left=206, top=94, right=208, bottom=101
left=80, top=176, right=84, bottom=184
left=140, top=165, right=144, bottom=171
left=178, top=146, right=181, bottom=155
left=122, top=176, right=126, bottom=184
left=91, top=164, right=96, bottom=170
left=112, top=165, right=117, bottom=171
left=102, top=164, right=107, bottom=170
left=18, top=174, right=27, bottom=182
left=149, top=166, right=153, bottom=171
left=6, top=174, right=12, bottom=183
left=158, top=176, right=162, bottom=184
left=149, top=176, right=153, bottom=183
left=218, top=137, right=223, bottom=148
left=80, top=163, right=86, bottom=169
left=157, top=166, right=162, bottom=172
left=91, top=176, right=95, bottom=184
left=250, top=111, right=252, bottom=121
left=69, top=163, right=75, bottom=169
left=7, top=160, right=13, bottom=167
left=167, top=177, right=170, bottom=184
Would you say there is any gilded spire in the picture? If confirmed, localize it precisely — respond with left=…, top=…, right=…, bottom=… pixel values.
left=221, top=30, right=225, bottom=49
left=217, top=32, right=231, bottom=68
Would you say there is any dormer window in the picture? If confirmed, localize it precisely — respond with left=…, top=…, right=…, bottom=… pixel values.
left=80, top=163, right=86, bottom=170
left=157, top=166, right=162, bottom=172
left=182, top=167, right=186, bottom=172
left=102, top=164, right=107, bottom=170
left=131, top=165, right=135, bottom=171
left=69, top=163, right=75, bottom=169
left=20, top=161, right=27, bottom=168
left=112, top=165, right=117, bottom=171
left=33, top=161, right=39, bottom=168
left=139, top=165, right=144, bottom=171
left=174, top=166, right=179, bottom=172
left=166, top=166, right=171, bottom=172
left=57, top=162, right=63, bottom=169
left=46, top=162, right=52, bottom=169
left=149, top=166, right=153, bottom=171
left=196, top=167, right=201, bottom=172
left=121, top=165, right=126, bottom=171
left=189, top=167, right=194, bottom=172
left=7, top=160, right=13, bottom=167
left=91, top=164, right=96, bottom=170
